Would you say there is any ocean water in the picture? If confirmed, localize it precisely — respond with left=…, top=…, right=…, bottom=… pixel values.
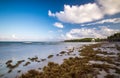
left=0, top=42, right=95, bottom=78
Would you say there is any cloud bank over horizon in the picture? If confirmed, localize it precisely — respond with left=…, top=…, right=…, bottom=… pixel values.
left=66, top=26, right=119, bottom=39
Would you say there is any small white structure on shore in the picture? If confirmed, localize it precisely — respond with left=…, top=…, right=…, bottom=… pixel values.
left=91, top=38, right=95, bottom=42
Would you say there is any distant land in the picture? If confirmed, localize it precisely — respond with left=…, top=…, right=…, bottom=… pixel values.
left=64, top=32, right=120, bottom=42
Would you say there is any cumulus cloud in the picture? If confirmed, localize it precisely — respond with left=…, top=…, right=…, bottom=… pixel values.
left=98, top=0, right=120, bottom=15
left=53, top=22, right=64, bottom=28
left=49, top=4, right=103, bottom=24
left=81, top=18, right=120, bottom=26
left=48, top=0, right=120, bottom=24
left=66, top=26, right=120, bottom=39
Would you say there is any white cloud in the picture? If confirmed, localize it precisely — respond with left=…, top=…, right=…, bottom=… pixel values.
left=12, top=34, right=17, bottom=39
left=48, top=10, right=55, bottom=17
left=98, top=0, right=120, bottom=15
left=81, top=18, right=120, bottom=26
left=98, top=18, right=120, bottom=24
left=53, top=22, right=64, bottom=28
left=48, top=0, right=120, bottom=24
left=50, top=4, right=103, bottom=24
left=66, top=26, right=119, bottom=39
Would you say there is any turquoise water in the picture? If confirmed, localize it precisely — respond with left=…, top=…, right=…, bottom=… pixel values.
left=0, top=42, right=95, bottom=78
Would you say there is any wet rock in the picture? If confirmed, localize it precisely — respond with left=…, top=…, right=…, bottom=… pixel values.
left=41, top=59, right=46, bottom=61
left=23, top=62, right=30, bottom=66
left=8, top=69, right=12, bottom=73
left=6, top=60, right=12, bottom=65
left=56, top=54, right=59, bottom=56
left=17, top=70, right=21, bottom=73
left=38, top=68, right=41, bottom=70
left=28, top=56, right=38, bottom=62
left=60, top=51, right=66, bottom=54
left=47, top=55, right=54, bottom=59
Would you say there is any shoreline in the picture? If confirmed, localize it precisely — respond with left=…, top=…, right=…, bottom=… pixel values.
left=1, top=42, right=120, bottom=78
left=19, top=42, right=120, bottom=78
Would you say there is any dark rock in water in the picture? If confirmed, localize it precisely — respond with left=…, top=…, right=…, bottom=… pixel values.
left=116, top=44, right=120, bottom=51
left=41, top=59, right=46, bottom=61
left=36, top=60, right=41, bottom=62
left=17, top=60, right=25, bottom=63
left=72, top=54, right=76, bottom=56
left=6, top=60, right=25, bottom=69
left=28, top=56, right=38, bottom=62
left=8, top=69, right=12, bottom=73
left=6, top=60, right=12, bottom=64
left=6, top=63, right=17, bottom=69
left=47, top=55, right=54, bottom=59
left=23, top=62, right=30, bottom=66
left=17, top=60, right=25, bottom=66
left=17, top=70, right=21, bottom=73
left=56, top=54, right=59, bottom=56
left=6, top=63, right=13, bottom=68
left=38, top=68, right=41, bottom=70
left=67, top=53, right=70, bottom=55
left=60, top=51, right=66, bottom=54
left=0, top=74, right=4, bottom=77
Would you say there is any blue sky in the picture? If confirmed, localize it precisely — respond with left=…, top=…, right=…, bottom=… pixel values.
left=0, top=0, right=120, bottom=41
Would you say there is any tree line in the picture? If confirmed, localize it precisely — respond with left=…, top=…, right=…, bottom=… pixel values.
left=64, top=32, right=120, bottom=42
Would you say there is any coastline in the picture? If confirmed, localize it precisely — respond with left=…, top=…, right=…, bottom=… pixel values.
left=1, top=42, right=120, bottom=78
left=17, top=42, right=120, bottom=78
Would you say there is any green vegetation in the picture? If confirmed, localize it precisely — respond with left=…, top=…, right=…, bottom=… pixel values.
left=64, top=38, right=105, bottom=42
left=107, top=32, right=120, bottom=42
left=19, top=58, right=95, bottom=78
left=65, top=38, right=93, bottom=42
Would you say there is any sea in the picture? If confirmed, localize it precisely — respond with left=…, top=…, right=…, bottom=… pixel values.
left=0, top=41, right=96, bottom=78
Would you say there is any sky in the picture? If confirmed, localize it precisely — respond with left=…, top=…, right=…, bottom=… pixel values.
left=0, top=0, right=120, bottom=41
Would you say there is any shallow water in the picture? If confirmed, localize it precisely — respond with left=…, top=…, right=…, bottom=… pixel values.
left=0, top=42, right=96, bottom=78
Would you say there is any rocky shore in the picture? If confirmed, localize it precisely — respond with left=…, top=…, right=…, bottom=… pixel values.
left=1, top=42, right=120, bottom=78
